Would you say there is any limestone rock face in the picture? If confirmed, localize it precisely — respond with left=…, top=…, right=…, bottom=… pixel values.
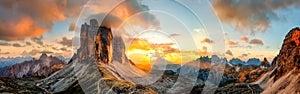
left=95, top=26, right=113, bottom=64
left=259, top=27, right=300, bottom=94
left=78, top=19, right=99, bottom=61
left=271, top=27, right=300, bottom=81
left=112, top=36, right=128, bottom=64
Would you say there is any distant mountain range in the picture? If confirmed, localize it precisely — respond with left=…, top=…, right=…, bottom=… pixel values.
left=0, top=55, right=69, bottom=70
left=0, top=53, right=66, bottom=78
left=197, top=55, right=270, bottom=67
left=0, top=57, right=33, bottom=70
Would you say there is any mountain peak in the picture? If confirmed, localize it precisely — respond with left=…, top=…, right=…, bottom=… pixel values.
left=271, top=27, right=300, bottom=81
left=290, top=27, right=300, bottom=46
left=39, top=53, right=48, bottom=60
left=285, top=27, right=300, bottom=47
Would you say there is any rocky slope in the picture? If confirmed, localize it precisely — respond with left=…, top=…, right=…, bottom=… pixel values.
left=257, top=27, right=300, bottom=94
left=36, top=19, right=156, bottom=94
left=0, top=53, right=66, bottom=78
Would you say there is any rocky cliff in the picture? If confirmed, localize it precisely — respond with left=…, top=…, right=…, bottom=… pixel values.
left=270, top=27, right=300, bottom=80
left=258, top=27, right=300, bottom=94
left=36, top=19, right=156, bottom=93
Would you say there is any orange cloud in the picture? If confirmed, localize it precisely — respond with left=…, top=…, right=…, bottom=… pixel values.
left=201, top=38, right=214, bottom=44
left=249, top=39, right=264, bottom=45
left=0, top=0, right=87, bottom=40
left=129, top=38, right=152, bottom=51
left=240, top=36, right=249, bottom=42
left=227, top=40, right=238, bottom=45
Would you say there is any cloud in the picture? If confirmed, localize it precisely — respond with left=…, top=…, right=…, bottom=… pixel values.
left=201, top=38, right=214, bottom=44
left=31, top=36, right=44, bottom=46
left=169, top=34, right=181, bottom=38
left=226, top=50, right=233, bottom=56
left=0, top=41, right=10, bottom=46
left=240, top=36, right=249, bottom=42
left=212, top=0, right=300, bottom=34
left=87, top=0, right=160, bottom=31
left=0, top=0, right=88, bottom=40
left=12, top=43, right=23, bottom=47
left=129, top=38, right=180, bottom=54
left=249, top=39, right=264, bottom=45
left=152, top=43, right=180, bottom=53
left=57, top=37, right=72, bottom=47
left=227, top=40, right=239, bottom=45
left=21, top=49, right=41, bottom=56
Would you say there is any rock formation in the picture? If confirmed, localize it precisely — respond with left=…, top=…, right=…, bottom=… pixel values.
left=258, top=27, right=300, bottom=94
left=260, top=57, right=270, bottom=68
left=36, top=19, right=155, bottom=93
left=270, top=27, right=300, bottom=80
left=95, top=26, right=113, bottom=63
left=78, top=19, right=99, bottom=61
left=0, top=53, right=66, bottom=78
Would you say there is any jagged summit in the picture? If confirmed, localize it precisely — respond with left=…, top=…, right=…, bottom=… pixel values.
left=260, top=57, right=270, bottom=68
left=0, top=53, right=66, bottom=78
left=257, top=27, right=300, bottom=94
left=271, top=27, right=300, bottom=80
left=39, top=53, right=48, bottom=60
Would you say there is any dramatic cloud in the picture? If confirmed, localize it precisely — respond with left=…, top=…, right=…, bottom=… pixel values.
left=227, top=40, right=239, bottom=45
left=249, top=39, right=264, bottom=45
left=240, top=36, right=249, bottom=42
left=87, top=0, right=160, bottom=31
left=129, top=38, right=179, bottom=54
left=31, top=36, right=44, bottom=46
left=212, top=0, right=300, bottom=34
left=0, top=0, right=88, bottom=40
left=12, top=43, right=23, bottom=47
left=201, top=38, right=214, bottom=44
left=57, top=37, right=73, bottom=47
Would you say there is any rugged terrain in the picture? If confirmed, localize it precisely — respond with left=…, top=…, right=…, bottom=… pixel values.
left=2, top=19, right=298, bottom=94
left=256, top=27, right=300, bottom=94
left=0, top=53, right=66, bottom=78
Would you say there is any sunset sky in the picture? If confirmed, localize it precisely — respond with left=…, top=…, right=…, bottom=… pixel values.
left=0, top=0, right=299, bottom=63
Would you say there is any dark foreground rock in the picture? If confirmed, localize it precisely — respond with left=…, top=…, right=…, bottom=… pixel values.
left=0, top=77, right=47, bottom=94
